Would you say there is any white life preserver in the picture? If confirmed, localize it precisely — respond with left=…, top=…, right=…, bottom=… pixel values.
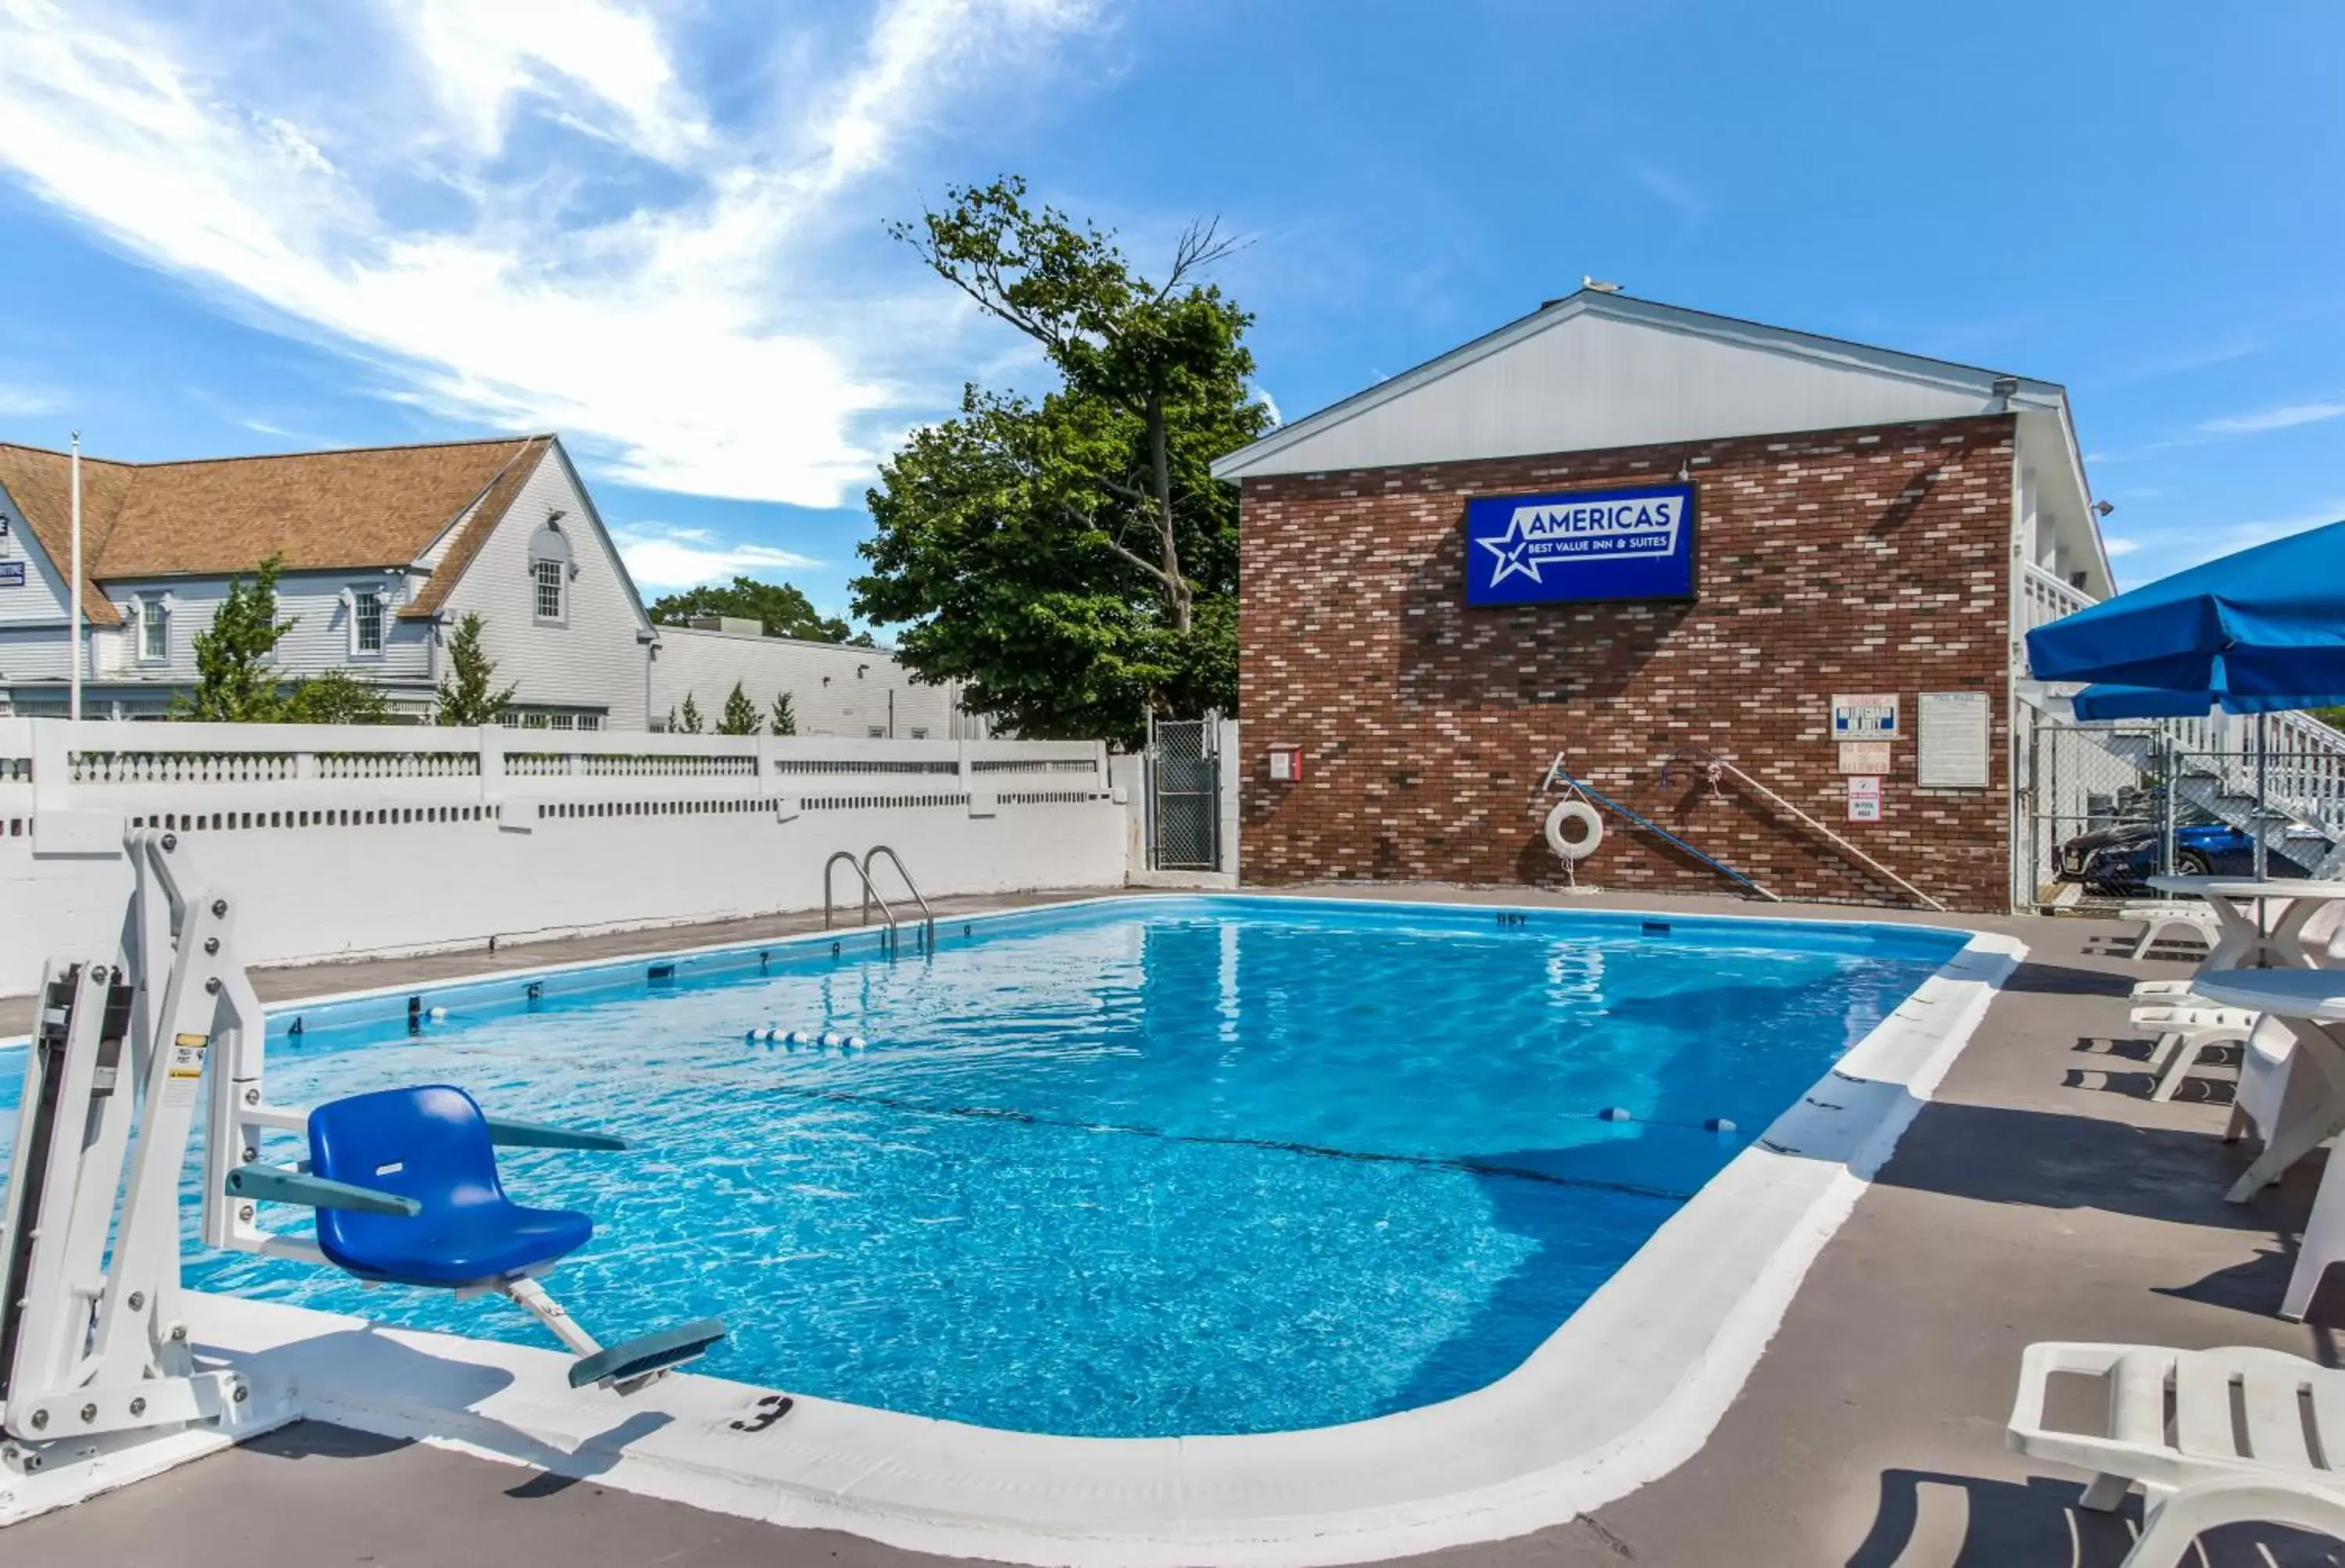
left=1544, top=800, right=1604, bottom=861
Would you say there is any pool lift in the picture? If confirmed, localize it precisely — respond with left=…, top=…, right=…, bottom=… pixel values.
left=0, top=829, right=726, bottom=1520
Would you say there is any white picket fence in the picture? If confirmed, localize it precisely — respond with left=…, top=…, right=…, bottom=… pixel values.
left=0, top=718, right=1128, bottom=997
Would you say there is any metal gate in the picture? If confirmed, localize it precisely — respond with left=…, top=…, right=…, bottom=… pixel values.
left=2016, top=707, right=2345, bottom=914
left=1147, top=714, right=1221, bottom=872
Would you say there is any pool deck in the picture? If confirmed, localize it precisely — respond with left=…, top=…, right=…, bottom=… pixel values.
left=11, top=882, right=2342, bottom=1566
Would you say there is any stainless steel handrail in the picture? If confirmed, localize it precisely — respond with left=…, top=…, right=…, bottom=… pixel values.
left=862, top=845, right=935, bottom=951
left=824, top=850, right=900, bottom=952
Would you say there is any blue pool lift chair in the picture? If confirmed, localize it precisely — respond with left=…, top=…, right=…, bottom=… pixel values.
left=226, top=1083, right=725, bottom=1391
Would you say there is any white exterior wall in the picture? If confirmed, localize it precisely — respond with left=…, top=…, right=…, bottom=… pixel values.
left=650, top=625, right=969, bottom=738
left=0, top=718, right=1127, bottom=995
left=438, top=449, right=652, bottom=727
left=87, top=571, right=435, bottom=686
left=1223, top=311, right=2001, bottom=478
left=0, top=485, right=74, bottom=627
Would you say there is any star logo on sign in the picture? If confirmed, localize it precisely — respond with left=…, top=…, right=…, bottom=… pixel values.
left=1477, top=511, right=1545, bottom=585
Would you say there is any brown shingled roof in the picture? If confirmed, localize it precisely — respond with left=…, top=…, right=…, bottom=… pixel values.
left=0, top=445, right=136, bottom=625
left=399, top=436, right=551, bottom=620
left=0, top=435, right=551, bottom=627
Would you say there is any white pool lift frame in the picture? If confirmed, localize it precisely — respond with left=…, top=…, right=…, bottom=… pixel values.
left=0, top=829, right=718, bottom=1522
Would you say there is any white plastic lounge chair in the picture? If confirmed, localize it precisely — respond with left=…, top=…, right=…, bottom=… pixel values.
left=2121, top=901, right=2220, bottom=961
left=2132, top=977, right=2200, bottom=1003
left=2134, top=1005, right=2260, bottom=1102
left=2284, top=1145, right=2345, bottom=1321
left=2222, top=1012, right=2342, bottom=1201
left=2007, top=1341, right=2345, bottom=1564
left=2116, top=1474, right=2345, bottom=1566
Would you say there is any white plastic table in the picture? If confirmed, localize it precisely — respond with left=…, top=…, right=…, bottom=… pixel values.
left=2148, top=875, right=2345, bottom=970
left=2192, top=968, right=2345, bottom=1203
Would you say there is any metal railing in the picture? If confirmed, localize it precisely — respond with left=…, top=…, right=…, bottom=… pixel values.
left=861, top=845, right=935, bottom=951
left=2018, top=561, right=2096, bottom=636
left=822, top=845, right=934, bottom=955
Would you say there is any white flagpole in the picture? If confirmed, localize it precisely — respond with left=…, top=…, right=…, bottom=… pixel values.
left=69, top=431, right=83, bottom=723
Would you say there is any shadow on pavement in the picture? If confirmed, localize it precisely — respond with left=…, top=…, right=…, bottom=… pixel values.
left=1847, top=1468, right=2345, bottom=1566
left=1867, top=1098, right=2308, bottom=1236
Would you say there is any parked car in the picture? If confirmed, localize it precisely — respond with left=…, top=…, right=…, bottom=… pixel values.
left=2053, top=810, right=2312, bottom=893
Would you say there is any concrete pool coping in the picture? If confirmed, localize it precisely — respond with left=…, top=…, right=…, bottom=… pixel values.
left=15, top=895, right=2023, bottom=1565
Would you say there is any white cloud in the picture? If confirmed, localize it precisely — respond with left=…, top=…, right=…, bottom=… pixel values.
left=0, top=382, right=60, bottom=416
left=0, top=0, right=1102, bottom=505
left=2103, top=537, right=2140, bottom=557
left=1628, top=159, right=1706, bottom=223
left=611, top=522, right=820, bottom=590
left=2195, top=400, right=2345, bottom=437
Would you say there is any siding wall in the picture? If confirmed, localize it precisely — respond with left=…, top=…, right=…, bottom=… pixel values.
left=1237, top=416, right=2019, bottom=912
left=0, top=482, right=77, bottom=626
left=650, top=625, right=968, bottom=737
left=439, top=449, right=651, bottom=727
left=88, top=571, right=435, bottom=686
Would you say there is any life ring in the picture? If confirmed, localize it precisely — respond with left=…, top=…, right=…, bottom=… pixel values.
left=1544, top=800, right=1604, bottom=861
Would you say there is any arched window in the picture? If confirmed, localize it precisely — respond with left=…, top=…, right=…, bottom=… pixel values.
left=528, top=520, right=573, bottom=625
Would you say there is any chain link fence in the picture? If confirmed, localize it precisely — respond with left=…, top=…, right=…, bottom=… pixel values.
left=2017, top=708, right=2334, bottom=913
left=1147, top=715, right=1220, bottom=872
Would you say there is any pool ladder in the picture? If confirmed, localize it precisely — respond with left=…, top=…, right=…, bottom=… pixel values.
left=824, top=846, right=936, bottom=957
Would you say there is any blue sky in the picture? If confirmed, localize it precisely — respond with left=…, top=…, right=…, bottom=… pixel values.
left=0, top=1, right=2339, bottom=624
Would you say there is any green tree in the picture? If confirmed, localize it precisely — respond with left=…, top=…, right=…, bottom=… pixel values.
left=677, top=692, right=704, bottom=733
left=769, top=691, right=797, bottom=736
left=433, top=612, right=517, bottom=725
left=852, top=177, right=1269, bottom=746
left=2317, top=707, right=2345, bottom=732
left=285, top=669, right=392, bottom=725
left=647, top=577, right=868, bottom=645
left=177, top=553, right=299, bottom=721
left=717, top=681, right=761, bottom=735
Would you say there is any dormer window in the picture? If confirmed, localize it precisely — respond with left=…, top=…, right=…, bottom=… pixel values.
left=528, top=519, right=573, bottom=626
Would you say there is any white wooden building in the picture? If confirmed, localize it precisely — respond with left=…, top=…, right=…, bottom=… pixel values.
left=649, top=618, right=979, bottom=738
left=0, top=434, right=960, bottom=733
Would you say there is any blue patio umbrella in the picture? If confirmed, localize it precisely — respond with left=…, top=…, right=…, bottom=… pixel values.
left=2030, top=521, right=2345, bottom=882
left=2025, top=517, right=2345, bottom=697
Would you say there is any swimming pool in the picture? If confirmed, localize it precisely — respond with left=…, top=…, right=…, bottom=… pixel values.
left=1, top=895, right=1964, bottom=1442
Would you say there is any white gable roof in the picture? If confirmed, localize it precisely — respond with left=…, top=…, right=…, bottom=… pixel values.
left=1213, top=291, right=2069, bottom=481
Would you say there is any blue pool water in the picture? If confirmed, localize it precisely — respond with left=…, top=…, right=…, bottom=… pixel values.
left=0, top=897, right=1960, bottom=1437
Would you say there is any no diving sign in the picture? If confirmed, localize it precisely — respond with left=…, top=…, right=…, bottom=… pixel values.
left=1831, top=693, right=1899, bottom=740
left=1846, top=775, right=1883, bottom=823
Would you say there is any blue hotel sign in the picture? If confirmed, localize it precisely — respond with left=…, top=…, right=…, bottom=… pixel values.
left=1462, top=481, right=1696, bottom=606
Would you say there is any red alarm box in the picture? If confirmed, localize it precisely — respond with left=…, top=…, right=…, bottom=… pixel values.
left=1266, top=743, right=1303, bottom=783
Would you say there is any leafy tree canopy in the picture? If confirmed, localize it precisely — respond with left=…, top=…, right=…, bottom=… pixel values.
left=648, top=577, right=869, bottom=646
left=851, top=177, right=1270, bottom=746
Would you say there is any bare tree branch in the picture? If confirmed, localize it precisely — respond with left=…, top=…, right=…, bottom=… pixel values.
left=1056, top=500, right=1181, bottom=593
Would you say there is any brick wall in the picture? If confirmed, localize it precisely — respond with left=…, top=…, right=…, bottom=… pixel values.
left=1236, top=416, right=2016, bottom=911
